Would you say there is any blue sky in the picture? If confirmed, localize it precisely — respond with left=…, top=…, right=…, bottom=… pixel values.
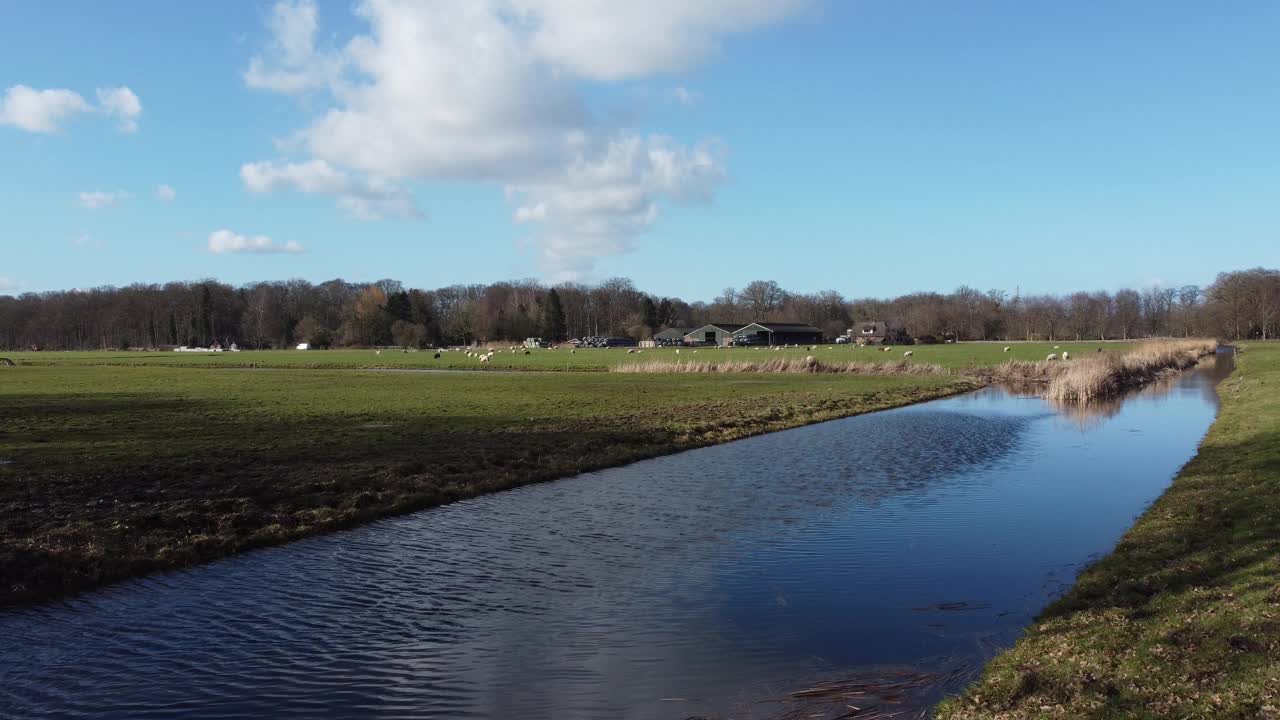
left=2, top=0, right=1277, bottom=300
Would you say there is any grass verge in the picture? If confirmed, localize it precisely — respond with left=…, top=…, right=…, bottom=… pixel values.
left=935, top=342, right=1280, bottom=719
left=0, top=366, right=971, bottom=607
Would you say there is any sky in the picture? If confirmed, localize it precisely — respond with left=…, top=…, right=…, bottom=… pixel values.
left=2, top=0, right=1278, bottom=301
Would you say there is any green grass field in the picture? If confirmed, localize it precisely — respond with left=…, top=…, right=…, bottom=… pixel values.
left=937, top=342, right=1280, bottom=719
left=0, top=361, right=972, bottom=606
left=3, top=341, right=1133, bottom=372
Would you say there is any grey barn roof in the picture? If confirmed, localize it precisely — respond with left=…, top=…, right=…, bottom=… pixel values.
left=686, top=323, right=748, bottom=334
left=742, top=322, right=823, bottom=333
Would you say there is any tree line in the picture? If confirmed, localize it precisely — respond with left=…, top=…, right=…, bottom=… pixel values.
left=1, top=268, right=1277, bottom=351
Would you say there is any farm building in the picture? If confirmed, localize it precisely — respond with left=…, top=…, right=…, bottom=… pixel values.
left=731, top=322, right=824, bottom=346
left=653, top=327, right=691, bottom=344
left=683, top=323, right=746, bottom=346
left=847, top=321, right=889, bottom=345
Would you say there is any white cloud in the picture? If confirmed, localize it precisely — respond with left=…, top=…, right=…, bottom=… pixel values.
left=0, top=277, right=18, bottom=293
left=510, top=135, right=725, bottom=278
left=243, top=0, right=800, bottom=278
left=245, top=0, right=348, bottom=94
left=0, top=85, right=93, bottom=133
left=95, top=87, right=142, bottom=132
left=674, top=86, right=702, bottom=107
left=207, top=229, right=304, bottom=255
left=156, top=184, right=177, bottom=201
left=73, top=233, right=104, bottom=249
left=0, top=84, right=142, bottom=134
left=77, top=190, right=131, bottom=209
left=510, top=0, right=807, bottom=81
left=240, top=159, right=418, bottom=220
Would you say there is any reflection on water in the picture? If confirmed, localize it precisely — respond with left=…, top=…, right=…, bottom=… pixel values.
left=0, top=355, right=1232, bottom=720
left=1043, top=351, right=1234, bottom=431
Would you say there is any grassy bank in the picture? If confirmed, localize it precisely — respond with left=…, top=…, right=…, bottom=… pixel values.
left=936, top=342, right=1280, bottom=719
left=0, top=364, right=971, bottom=607
left=1, top=341, right=1133, bottom=373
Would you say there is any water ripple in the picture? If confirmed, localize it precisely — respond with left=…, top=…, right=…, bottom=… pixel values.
left=0, top=367, right=1227, bottom=719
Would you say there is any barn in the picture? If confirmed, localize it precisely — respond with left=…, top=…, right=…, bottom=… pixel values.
left=683, top=323, right=745, bottom=346
left=731, top=322, right=824, bottom=346
left=652, top=327, right=692, bottom=346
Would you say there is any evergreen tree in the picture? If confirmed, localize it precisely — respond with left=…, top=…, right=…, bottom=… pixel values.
left=544, top=288, right=567, bottom=341
left=386, top=290, right=412, bottom=323
left=641, top=296, right=659, bottom=332
left=657, top=297, right=676, bottom=327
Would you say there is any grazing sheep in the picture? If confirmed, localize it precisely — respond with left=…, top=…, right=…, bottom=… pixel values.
left=1097, top=348, right=1103, bottom=353
left=626, top=349, right=635, bottom=354
left=1046, top=353, right=1058, bottom=361
left=375, top=350, right=382, bottom=355
left=1003, top=346, right=1011, bottom=352
left=1053, top=345, right=1060, bottom=349
left=524, top=350, right=531, bottom=355
left=805, top=355, right=815, bottom=363
left=480, top=355, right=489, bottom=363
left=904, top=350, right=913, bottom=357
left=675, top=349, right=680, bottom=355
left=433, top=352, right=441, bottom=359
left=1062, top=351, right=1070, bottom=360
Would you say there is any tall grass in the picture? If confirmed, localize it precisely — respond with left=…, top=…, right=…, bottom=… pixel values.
left=1044, top=339, right=1217, bottom=403
left=615, top=339, right=1220, bottom=405
left=978, top=339, right=1217, bottom=403
left=612, top=356, right=953, bottom=376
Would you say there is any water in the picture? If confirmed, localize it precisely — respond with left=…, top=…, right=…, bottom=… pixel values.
left=0, top=354, right=1233, bottom=719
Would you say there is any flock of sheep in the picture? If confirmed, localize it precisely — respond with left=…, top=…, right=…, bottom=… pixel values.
left=375, top=343, right=1089, bottom=364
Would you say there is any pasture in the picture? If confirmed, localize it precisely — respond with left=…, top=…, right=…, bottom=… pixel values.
left=4, top=341, right=1133, bottom=372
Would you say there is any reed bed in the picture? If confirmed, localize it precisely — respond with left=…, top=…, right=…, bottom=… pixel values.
left=612, top=356, right=952, bottom=376
left=984, top=339, right=1218, bottom=403
left=616, top=339, right=1219, bottom=406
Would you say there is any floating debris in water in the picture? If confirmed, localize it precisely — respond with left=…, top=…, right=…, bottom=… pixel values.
left=911, top=601, right=991, bottom=612
left=768, top=660, right=976, bottom=719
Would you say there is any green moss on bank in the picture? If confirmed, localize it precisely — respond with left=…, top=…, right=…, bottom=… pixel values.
left=937, top=342, right=1280, bottom=719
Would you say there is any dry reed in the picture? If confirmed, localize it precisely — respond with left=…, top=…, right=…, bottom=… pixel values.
left=983, top=339, right=1217, bottom=403
left=615, top=339, right=1219, bottom=406
left=1045, top=338, right=1216, bottom=403
left=612, top=356, right=952, bottom=376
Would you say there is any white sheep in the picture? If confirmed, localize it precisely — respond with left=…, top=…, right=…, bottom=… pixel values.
left=904, top=350, right=913, bottom=357
left=1003, top=346, right=1011, bottom=352
left=1062, top=351, right=1070, bottom=360
left=675, top=349, right=680, bottom=355
left=1046, top=353, right=1058, bottom=361
left=805, top=355, right=815, bottom=363
left=570, top=348, right=576, bottom=354
left=375, top=350, right=382, bottom=355
left=480, top=355, right=489, bottom=363
left=1053, top=345, right=1060, bottom=349
left=626, top=349, right=635, bottom=354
